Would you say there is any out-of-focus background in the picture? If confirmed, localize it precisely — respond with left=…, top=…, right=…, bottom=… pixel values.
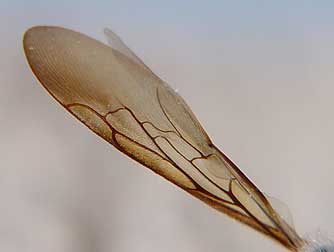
left=1, top=1, right=334, bottom=252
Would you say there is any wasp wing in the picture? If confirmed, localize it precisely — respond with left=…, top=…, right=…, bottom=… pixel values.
left=23, top=26, right=303, bottom=251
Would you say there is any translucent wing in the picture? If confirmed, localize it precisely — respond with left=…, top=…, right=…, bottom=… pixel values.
left=103, top=28, right=153, bottom=74
left=23, top=26, right=304, bottom=251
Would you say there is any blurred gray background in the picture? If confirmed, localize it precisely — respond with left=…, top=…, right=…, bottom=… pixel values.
left=1, top=1, right=334, bottom=252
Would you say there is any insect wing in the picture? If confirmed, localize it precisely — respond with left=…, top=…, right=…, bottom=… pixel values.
left=23, top=26, right=303, bottom=251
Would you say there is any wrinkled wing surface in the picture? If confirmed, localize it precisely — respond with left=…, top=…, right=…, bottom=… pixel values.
left=23, top=26, right=303, bottom=251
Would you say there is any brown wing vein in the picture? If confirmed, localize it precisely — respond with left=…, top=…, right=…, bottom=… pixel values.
left=69, top=101, right=285, bottom=244
left=156, top=87, right=206, bottom=157
left=67, top=102, right=202, bottom=189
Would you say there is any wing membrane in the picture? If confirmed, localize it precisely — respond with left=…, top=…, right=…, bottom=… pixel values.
left=23, top=26, right=304, bottom=251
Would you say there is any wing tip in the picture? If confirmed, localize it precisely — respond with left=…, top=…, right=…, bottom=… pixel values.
left=23, top=25, right=55, bottom=40
left=23, top=26, right=57, bottom=53
left=23, top=25, right=72, bottom=45
left=23, top=26, right=39, bottom=53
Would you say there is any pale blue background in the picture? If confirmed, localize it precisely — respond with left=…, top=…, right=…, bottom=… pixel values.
left=1, top=1, right=334, bottom=252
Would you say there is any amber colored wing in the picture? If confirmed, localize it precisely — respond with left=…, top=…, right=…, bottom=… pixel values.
left=23, top=26, right=304, bottom=251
